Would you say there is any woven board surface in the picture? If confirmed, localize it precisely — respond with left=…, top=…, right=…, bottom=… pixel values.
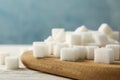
left=21, top=51, right=120, bottom=80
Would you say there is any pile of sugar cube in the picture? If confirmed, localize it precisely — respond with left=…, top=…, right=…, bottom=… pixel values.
left=33, top=23, right=120, bottom=64
left=0, top=52, right=19, bottom=70
left=0, top=47, right=32, bottom=70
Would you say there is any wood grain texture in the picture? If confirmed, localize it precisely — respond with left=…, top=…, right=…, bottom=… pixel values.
left=0, top=67, right=70, bottom=80
left=21, top=51, right=120, bottom=80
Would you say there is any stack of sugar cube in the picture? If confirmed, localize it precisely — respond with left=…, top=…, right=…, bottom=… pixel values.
left=0, top=46, right=33, bottom=70
left=0, top=52, right=19, bottom=70
left=33, top=23, right=120, bottom=64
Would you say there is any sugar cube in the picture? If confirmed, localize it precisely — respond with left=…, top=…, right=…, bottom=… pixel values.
left=80, top=32, right=94, bottom=44
left=52, top=28, right=64, bottom=39
left=94, top=48, right=114, bottom=64
left=33, top=42, right=49, bottom=58
left=5, top=56, right=19, bottom=69
left=60, top=48, right=80, bottom=61
left=0, top=52, right=9, bottom=65
left=53, top=43, right=69, bottom=57
left=46, top=41, right=58, bottom=55
left=98, top=23, right=112, bottom=35
left=93, top=33, right=108, bottom=46
left=73, top=46, right=87, bottom=59
left=54, top=30, right=65, bottom=42
left=44, top=36, right=53, bottom=42
left=109, top=31, right=119, bottom=40
left=106, top=44, right=120, bottom=60
left=74, top=25, right=88, bottom=33
left=66, top=33, right=81, bottom=45
left=86, top=46, right=98, bottom=59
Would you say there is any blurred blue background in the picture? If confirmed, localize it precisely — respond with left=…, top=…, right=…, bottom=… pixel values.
left=0, top=0, right=119, bottom=44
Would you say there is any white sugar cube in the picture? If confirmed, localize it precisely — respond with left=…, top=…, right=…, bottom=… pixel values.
left=65, top=31, right=73, bottom=43
left=94, top=48, right=114, bottom=64
left=0, top=52, right=9, bottom=65
left=33, top=42, right=49, bottom=58
left=73, top=46, right=87, bottom=59
left=33, top=42, right=46, bottom=46
left=66, top=33, right=81, bottom=45
left=94, top=33, right=108, bottom=46
left=5, top=56, right=19, bottom=69
left=44, top=36, right=53, bottom=42
left=74, top=25, right=88, bottom=33
left=80, top=32, right=94, bottom=44
left=90, top=31, right=101, bottom=35
left=52, top=28, right=64, bottom=39
left=106, top=44, right=120, bottom=60
left=98, top=23, right=112, bottom=35
left=108, top=38, right=119, bottom=44
left=53, top=43, right=69, bottom=57
left=84, top=43, right=100, bottom=47
left=109, top=31, right=119, bottom=40
left=47, top=42, right=58, bottom=55
left=86, top=46, right=98, bottom=59
left=54, top=30, right=65, bottom=42
left=60, top=48, right=80, bottom=61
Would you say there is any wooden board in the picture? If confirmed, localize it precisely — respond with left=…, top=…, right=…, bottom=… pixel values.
left=21, top=51, right=120, bottom=80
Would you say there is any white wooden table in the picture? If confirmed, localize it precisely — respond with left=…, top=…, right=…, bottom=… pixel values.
left=0, top=45, right=71, bottom=80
